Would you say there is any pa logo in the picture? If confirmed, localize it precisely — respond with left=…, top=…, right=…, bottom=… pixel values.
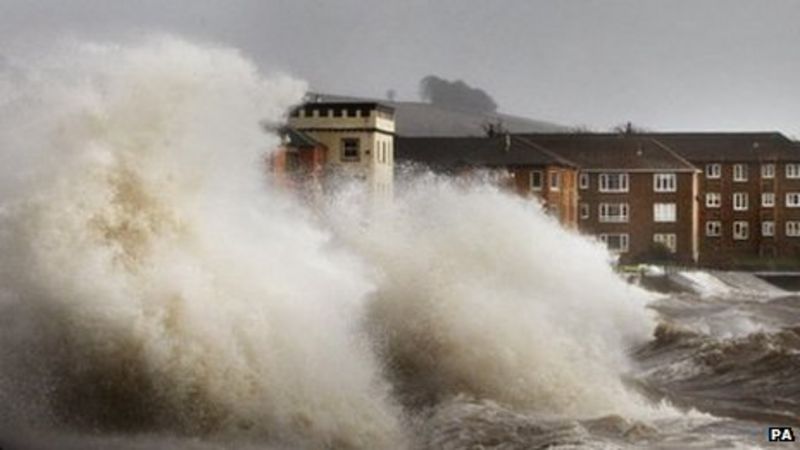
left=768, top=427, right=795, bottom=442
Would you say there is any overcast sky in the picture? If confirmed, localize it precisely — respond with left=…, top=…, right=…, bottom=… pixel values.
left=1, top=0, right=798, bottom=135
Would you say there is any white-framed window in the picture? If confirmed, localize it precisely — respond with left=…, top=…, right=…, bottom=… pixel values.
left=598, top=173, right=629, bottom=193
left=786, top=193, right=800, bottom=207
left=787, top=164, right=800, bottom=179
left=653, top=203, right=677, bottom=222
left=653, top=233, right=677, bottom=253
left=733, top=192, right=749, bottom=211
left=600, top=233, right=629, bottom=253
left=653, top=173, right=677, bottom=192
left=733, top=221, right=749, bottom=240
left=787, top=221, right=800, bottom=237
left=579, top=173, right=589, bottom=190
left=705, top=192, right=721, bottom=208
left=580, top=203, right=590, bottom=219
left=733, top=164, right=748, bottom=182
left=341, top=138, right=360, bottom=161
left=706, top=163, right=721, bottom=179
left=706, top=221, right=722, bottom=237
left=530, top=170, right=543, bottom=191
left=761, top=163, right=775, bottom=179
left=762, top=192, right=775, bottom=207
left=762, top=221, right=775, bottom=237
left=599, top=203, right=629, bottom=223
left=549, top=171, right=560, bottom=190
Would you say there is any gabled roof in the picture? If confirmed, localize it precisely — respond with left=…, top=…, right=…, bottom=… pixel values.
left=650, top=132, right=800, bottom=162
left=519, top=133, right=698, bottom=172
left=281, top=127, right=322, bottom=149
left=395, top=135, right=577, bottom=169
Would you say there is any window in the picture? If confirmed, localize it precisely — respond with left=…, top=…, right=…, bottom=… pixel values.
left=762, top=192, right=775, bottom=207
left=600, top=234, right=629, bottom=253
left=530, top=171, right=543, bottom=190
left=706, top=163, right=722, bottom=179
left=598, top=173, right=629, bottom=193
left=653, top=233, right=677, bottom=253
left=549, top=171, right=560, bottom=190
left=653, top=203, right=677, bottom=222
left=341, top=138, right=360, bottom=161
left=653, top=173, right=677, bottom=192
left=579, top=173, right=589, bottom=190
left=705, top=193, right=721, bottom=208
left=733, top=192, right=748, bottom=211
left=786, top=193, right=800, bottom=208
left=762, top=164, right=775, bottom=179
left=706, top=221, right=722, bottom=237
left=787, top=221, right=800, bottom=237
left=599, top=203, right=629, bottom=223
left=580, top=203, right=590, bottom=219
left=733, top=164, right=748, bottom=182
left=733, top=221, right=749, bottom=240
left=787, top=164, right=800, bottom=179
left=762, top=221, right=775, bottom=237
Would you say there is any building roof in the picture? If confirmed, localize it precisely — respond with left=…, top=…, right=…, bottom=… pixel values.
left=650, top=132, right=800, bottom=162
left=281, top=127, right=322, bottom=149
left=519, top=133, right=698, bottom=172
left=306, top=93, right=567, bottom=136
left=395, top=135, right=576, bottom=169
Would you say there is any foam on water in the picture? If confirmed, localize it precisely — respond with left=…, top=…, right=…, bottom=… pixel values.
left=0, top=36, right=672, bottom=448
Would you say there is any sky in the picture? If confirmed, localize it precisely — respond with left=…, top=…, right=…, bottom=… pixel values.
left=1, top=0, right=798, bottom=135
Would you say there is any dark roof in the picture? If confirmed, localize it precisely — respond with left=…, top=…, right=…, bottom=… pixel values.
left=307, top=93, right=567, bottom=136
left=395, top=135, right=576, bottom=169
left=649, top=132, right=800, bottom=162
left=519, top=133, right=697, bottom=171
left=281, top=127, right=321, bottom=149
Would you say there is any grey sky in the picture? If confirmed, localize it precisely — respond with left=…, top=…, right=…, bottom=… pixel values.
left=1, top=0, right=798, bottom=135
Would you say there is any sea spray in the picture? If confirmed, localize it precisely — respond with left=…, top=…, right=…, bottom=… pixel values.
left=325, top=173, right=659, bottom=419
left=0, top=37, right=404, bottom=448
left=0, top=36, right=670, bottom=449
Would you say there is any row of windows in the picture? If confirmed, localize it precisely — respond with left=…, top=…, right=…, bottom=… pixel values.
left=705, top=163, right=800, bottom=180
left=705, top=221, right=800, bottom=239
left=581, top=202, right=677, bottom=222
left=705, top=192, right=800, bottom=209
left=576, top=173, right=677, bottom=193
left=599, top=233, right=677, bottom=253
left=530, top=171, right=561, bottom=191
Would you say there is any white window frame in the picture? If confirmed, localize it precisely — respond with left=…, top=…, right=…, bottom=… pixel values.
left=762, top=221, right=775, bottom=237
left=733, top=192, right=748, bottom=211
left=705, top=221, right=722, bottom=237
left=786, top=192, right=800, bottom=208
left=579, top=173, right=589, bottom=190
left=530, top=170, right=543, bottom=191
left=653, top=203, right=677, bottom=223
left=600, top=233, right=629, bottom=253
left=787, top=164, right=800, bottom=179
left=599, top=203, right=629, bottom=223
left=762, top=192, right=775, bottom=207
left=733, top=221, right=749, bottom=240
left=761, top=163, right=775, bottom=179
left=549, top=171, right=560, bottom=191
left=705, top=192, right=721, bottom=208
left=580, top=203, right=589, bottom=220
left=733, top=164, right=748, bottom=182
left=787, top=221, right=800, bottom=237
left=598, top=173, right=629, bottom=193
left=653, top=233, right=677, bottom=253
left=706, top=163, right=721, bottom=179
left=653, top=173, right=677, bottom=193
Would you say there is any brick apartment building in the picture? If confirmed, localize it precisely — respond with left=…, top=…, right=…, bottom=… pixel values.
left=396, top=135, right=580, bottom=226
left=655, top=133, right=800, bottom=267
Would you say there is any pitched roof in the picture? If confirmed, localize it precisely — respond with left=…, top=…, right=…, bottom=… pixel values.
left=518, top=133, right=698, bottom=171
left=650, top=132, right=800, bottom=162
left=395, top=135, right=576, bottom=169
left=281, top=127, right=322, bottom=149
